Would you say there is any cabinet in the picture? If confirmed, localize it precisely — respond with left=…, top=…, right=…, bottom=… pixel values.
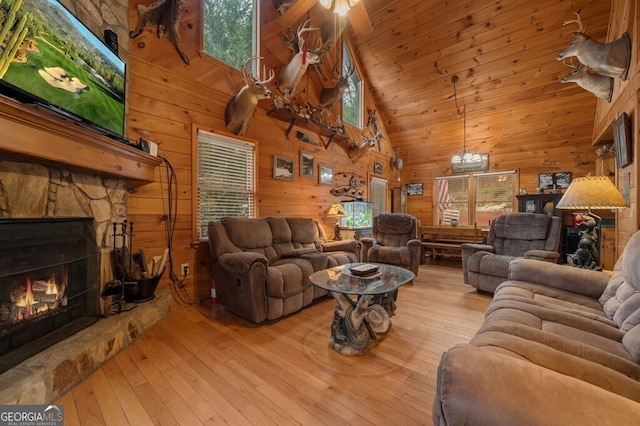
left=516, top=193, right=564, bottom=217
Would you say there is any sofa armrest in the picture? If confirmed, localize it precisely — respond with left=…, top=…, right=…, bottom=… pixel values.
left=323, top=239, right=361, bottom=255
left=217, top=251, right=267, bottom=274
left=460, top=242, right=494, bottom=253
left=214, top=252, right=269, bottom=323
left=360, top=237, right=376, bottom=262
left=433, top=344, right=640, bottom=426
left=460, top=243, right=495, bottom=283
left=523, top=249, right=560, bottom=262
left=509, top=258, right=609, bottom=298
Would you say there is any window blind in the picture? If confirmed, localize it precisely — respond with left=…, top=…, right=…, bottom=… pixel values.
left=370, top=177, right=387, bottom=217
left=197, top=130, right=256, bottom=239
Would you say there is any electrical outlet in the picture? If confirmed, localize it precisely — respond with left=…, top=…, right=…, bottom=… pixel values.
left=181, top=263, right=189, bottom=276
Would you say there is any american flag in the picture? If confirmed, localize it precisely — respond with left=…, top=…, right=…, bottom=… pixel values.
left=437, top=179, right=450, bottom=211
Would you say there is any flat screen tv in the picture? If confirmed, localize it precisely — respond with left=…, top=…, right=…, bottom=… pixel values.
left=0, top=0, right=126, bottom=141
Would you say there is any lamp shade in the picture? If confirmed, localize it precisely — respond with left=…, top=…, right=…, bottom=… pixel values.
left=556, top=175, right=627, bottom=210
left=327, top=203, right=347, bottom=217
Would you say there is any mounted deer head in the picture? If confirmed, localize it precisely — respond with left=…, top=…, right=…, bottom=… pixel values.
left=278, top=20, right=323, bottom=97
left=559, top=59, right=613, bottom=102
left=225, top=56, right=275, bottom=135
left=319, top=62, right=354, bottom=109
left=556, top=12, right=631, bottom=81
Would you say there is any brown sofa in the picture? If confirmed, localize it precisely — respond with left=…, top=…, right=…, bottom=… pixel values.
left=207, top=217, right=361, bottom=323
left=434, top=229, right=640, bottom=424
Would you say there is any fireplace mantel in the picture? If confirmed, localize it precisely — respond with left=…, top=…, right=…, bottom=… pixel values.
left=0, top=96, right=161, bottom=183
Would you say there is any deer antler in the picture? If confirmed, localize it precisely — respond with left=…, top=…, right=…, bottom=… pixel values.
left=563, top=12, right=586, bottom=33
left=240, top=56, right=274, bottom=85
left=562, top=58, right=578, bottom=69
left=297, top=19, right=319, bottom=51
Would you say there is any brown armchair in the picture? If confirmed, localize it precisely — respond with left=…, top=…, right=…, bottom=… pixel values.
left=361, top=213, right=421, bottom=275
left=461, top=213, right=562, bottom=293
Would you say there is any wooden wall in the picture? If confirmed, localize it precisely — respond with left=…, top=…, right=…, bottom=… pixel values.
left=125, top=0, right=394, bottom=303
left=592, top=0, right=639, bottom=256
left=362, top=0, right=611, bottom=228
left=2, top=0, right=636, bottom=306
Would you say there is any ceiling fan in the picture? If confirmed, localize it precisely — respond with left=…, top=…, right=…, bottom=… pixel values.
left=276, top=0, right=373, bottom=39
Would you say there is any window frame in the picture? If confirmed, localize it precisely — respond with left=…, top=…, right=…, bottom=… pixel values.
left=341, top=40, right=364, bottom=129
left=434, top=171, right=517, bottom=227
left=200, top=0, right=260, bottom=69
left=192, top=127, right=257, bottom=242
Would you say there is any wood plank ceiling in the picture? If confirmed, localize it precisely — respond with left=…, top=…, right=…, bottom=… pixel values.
left=349, top=0, right=612, bottom=173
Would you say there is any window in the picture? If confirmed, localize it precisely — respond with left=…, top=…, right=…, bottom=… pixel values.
left=202, top=0, right=258, bottom=68
left=342, top=41, right=363, bottom=128
left=474, top=172, right=516, bottom=227
left=370, top=177, right=387, bottom=217
left=197, top=130, right=256, bottom=240
left=435, top=171, right=516, bottom=227
left=435, top=176, right=469, bottom=226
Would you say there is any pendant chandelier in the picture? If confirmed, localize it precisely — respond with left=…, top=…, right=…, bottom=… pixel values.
left=319, top=0, right=360, bottom=16
left=450, top=75, right=484, bottom=165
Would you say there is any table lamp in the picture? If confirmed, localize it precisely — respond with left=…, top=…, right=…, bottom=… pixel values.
left=327, top=203, right=347, bottom=240
left=556, top=175, right=627, bottom=269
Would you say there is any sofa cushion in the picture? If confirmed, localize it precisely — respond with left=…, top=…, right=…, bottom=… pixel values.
left=223, top=218, right=272, bottom=248
left=267, top=217, right=292, bottom=244
left=222, top=218, right=278, bottom=264
left=468, top=252, right=514, bottom=277
left=368, top=245, right=411, bottom=266
left=268, top=258, right=313, bottom=297
left=623, top=324, right=640, bottom=363
left=377, top=213, right=413, bottom=234
left=491, top=214, right=551, bottom=256
left=623, top=230, right=640, bottom=292
left=287, top=218, right=323, bottom=248
left=600, top=230, right=640, bottom=332
left=493, top=213, right=551, bottom=240
left=267, top=217, right=296, bottom=258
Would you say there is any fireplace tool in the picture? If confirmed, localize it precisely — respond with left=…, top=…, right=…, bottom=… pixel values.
left=102, top=220, right=139, bottom=314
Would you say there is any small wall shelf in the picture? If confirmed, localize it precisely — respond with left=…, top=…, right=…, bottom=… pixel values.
left=267, top=108, right=350, bottom=148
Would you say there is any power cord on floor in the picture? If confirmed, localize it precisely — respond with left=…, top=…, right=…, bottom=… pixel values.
left=158, top=154, right=196, bottom=306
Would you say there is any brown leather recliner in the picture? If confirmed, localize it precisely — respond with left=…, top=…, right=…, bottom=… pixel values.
left=361, top=213, right=421, bottom=276
left=461, top=212, right=562, bottom=293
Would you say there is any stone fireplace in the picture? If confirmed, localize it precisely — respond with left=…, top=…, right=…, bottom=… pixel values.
left=0, top=158, right=170, bottom=404
left=0, top=218, right=100, bottom=374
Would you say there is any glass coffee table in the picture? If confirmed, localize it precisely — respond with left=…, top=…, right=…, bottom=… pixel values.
left=309, top=263, right=415, bottom=356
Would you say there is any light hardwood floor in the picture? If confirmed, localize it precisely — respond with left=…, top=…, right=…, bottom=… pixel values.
left=57, top=260, right=491, bottom=425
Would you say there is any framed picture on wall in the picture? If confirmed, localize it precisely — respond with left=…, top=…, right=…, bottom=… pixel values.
left=273, top=155, right=294, bottom=181
left=319, top=164, right=334, bottom=185
left=300, top=151, right=314, bottom=178
left=538, top=172, right=571, bottom=190
left=406, top=182, right=423, bottom=196
left=373, top=161, right=383, bottom=175
left=613, top=112, right=632, bottom=168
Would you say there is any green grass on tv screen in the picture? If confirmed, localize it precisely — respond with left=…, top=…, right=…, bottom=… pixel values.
left=4, top=34, right=124, bottom=136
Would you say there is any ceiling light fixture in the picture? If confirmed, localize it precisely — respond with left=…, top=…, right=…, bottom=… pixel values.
left=319, top=0, right=360, bottom=16
left=450, top=75, right=487, bottom=170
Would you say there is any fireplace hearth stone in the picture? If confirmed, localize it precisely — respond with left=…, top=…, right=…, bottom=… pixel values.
left=0, top=289, right=170, bottom=404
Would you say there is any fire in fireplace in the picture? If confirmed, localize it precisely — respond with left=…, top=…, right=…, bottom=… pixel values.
left=0, top=218, right=100, bottom=374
